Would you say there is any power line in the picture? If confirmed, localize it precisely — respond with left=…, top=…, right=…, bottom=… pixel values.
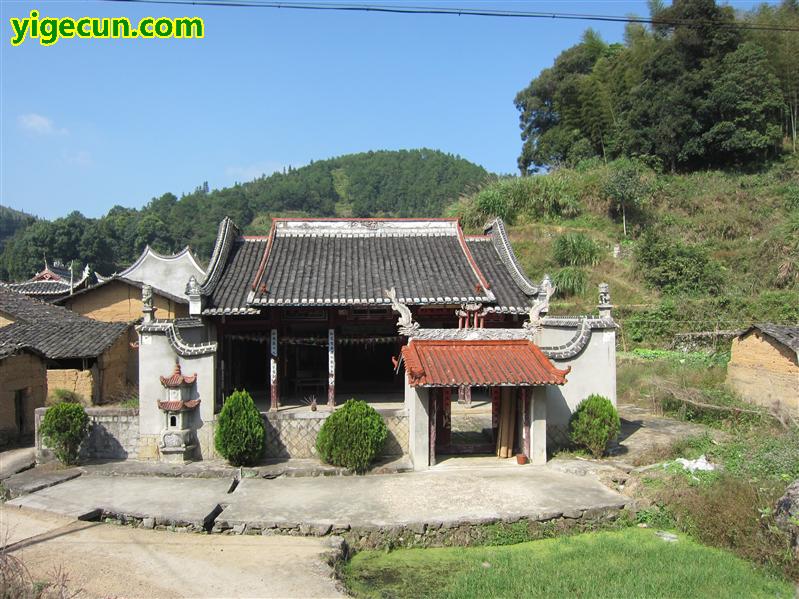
left=101, top=0, right=799, bottom=33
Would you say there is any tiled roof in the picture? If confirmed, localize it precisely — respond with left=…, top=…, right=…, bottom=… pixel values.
left=0, top=286, right=128, bottom=360
left=401, top=338, right=570, bottom=387
left=203, top=238, right=268, bottom=315
left=466, top=238, right=532, bottom=313
left=157, top=399, right=200, bottom=411
left=4, top=280, right=74, bottom=299
left=748, top=324, right=799, bottom=353
left=54, top=275, right=189, bottom=306
left=160, top=362, right=198, bottom=387
left=201, top=218, right=548, bottom=313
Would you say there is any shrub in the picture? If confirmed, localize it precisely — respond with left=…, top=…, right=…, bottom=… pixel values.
left=316, top=399, right=388, bottom=473
left=552, top=267, right=588, bottom=297
left=215, top=389, right=265, bottom=466
left=553, top=233, right=601, bottom=267
left=40, top=402, right=89, bottom=465
left=569, top=394, right=620, bottom=458
left=46, top=388, right=82, bottom=406
left=635, top=231, right=724, bottom=295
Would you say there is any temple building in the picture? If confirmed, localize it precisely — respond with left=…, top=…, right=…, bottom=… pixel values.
left=3, top=260, right=93, bottom=302
left=137, top=217, right=617, bottom=468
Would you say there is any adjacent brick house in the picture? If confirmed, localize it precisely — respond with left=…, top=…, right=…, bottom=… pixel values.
left=0, top=287, right=130, bottom=407
left=0, top=346, right=47, bottom=446
left=726, top=324, right=799, bottom=415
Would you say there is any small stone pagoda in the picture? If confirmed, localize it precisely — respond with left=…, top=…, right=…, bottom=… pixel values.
left=157, top=361, right=200, bottom=462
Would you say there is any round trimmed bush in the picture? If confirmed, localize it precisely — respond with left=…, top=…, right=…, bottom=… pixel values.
left=569, top=394, right=621, bottom=458
left=215, top=389, right=265, bottom=466
left=316, top=399, right=388, bottom=473
left=40, top=402, right=89, bottom=465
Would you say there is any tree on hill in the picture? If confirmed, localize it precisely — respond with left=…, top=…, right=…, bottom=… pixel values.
left=515, top=0, right=789, bottom=173
left=0, top=149, right=489, bottom=280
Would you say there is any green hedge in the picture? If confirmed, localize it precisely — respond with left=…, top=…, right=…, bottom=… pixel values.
left=316, top=399, right=388, bottom=473
left=569, top=394, right=620, bottom=458
left=40, top=402, right=89, bottom=465
left=215, top=390, right=265, bottom=466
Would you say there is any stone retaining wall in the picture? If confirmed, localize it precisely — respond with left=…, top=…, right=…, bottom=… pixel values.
left=36, top=406, right=140, bottom=462
left=263, top=409, right=409, bottom=459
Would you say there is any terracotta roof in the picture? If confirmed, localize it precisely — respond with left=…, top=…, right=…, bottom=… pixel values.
left=160, top=362, right=198, bottom=387
left=157, top=399, right=200, bottom=411
left=401, top=338, right=570, bottom=387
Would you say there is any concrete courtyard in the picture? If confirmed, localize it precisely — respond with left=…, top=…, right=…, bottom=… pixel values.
left=6, top=464, right=627, bottom=532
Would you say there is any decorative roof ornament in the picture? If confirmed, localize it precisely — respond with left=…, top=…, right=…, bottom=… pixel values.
left=185, top=276, right=200, bottom=297
left=142, top=284, right=155, bottom=322
left=524, top=275, right=556, bottom=339
left=598, top=282, right=612, bottom=318
left=159, top=360, right=198, bottom=388
left=385, top=287, right=420, bottom=337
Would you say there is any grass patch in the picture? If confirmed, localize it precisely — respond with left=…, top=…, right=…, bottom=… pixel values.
left=342, top=528, right=792, bottom=598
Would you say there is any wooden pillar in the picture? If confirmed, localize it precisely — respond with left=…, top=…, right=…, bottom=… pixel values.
left=439, top=388, right=452, bottom=448
left=327, top=328, right=336, bottom=407
left=521, top=388, right=531, bottom=459
left=270, top=329, right=279, bottom=411
left=490, top=386, right=500, bottom=442
left=429, top=390, right=438, bottom=467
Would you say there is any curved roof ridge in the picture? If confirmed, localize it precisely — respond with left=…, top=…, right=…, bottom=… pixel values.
left=199, top=217, right=240, bottom=296
left=120, top=245, right=205, bottom=278
left=484, top=218, right=538, bottom=297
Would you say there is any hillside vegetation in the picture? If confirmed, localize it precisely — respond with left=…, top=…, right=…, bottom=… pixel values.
left=0, top=149, right=488, bottom=280
left=515, top=0, right=799, bottom=173
left=451, top=154, right=799, bottom=346
left=0, top=206, right=36, bottom=255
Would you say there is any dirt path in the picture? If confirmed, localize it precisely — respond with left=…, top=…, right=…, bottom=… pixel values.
left=1, top=506, right=344, bottom=598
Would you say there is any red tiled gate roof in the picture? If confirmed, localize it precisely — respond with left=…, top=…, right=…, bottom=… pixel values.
left=401, top=339, right=570, bottom=387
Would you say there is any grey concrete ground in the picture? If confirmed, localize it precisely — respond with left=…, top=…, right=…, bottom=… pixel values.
left=0, top=506, right=343, bottom=598
left=8, top=476, right=232, bottom=524
left=8, top=465, right=627, bottom=532
left=0, top=446, right=35, bottom=480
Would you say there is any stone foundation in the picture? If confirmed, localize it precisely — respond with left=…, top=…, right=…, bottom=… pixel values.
left=36, top=406, right=140, bottom=462
left=263, top=409, right=409, bottom=459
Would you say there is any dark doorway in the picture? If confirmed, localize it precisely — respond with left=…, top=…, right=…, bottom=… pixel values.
left=229, top=340, right=268, bottom=397
left=337, top=340, right=402, bottom=397
left=14, top=389, right=26, bottom=434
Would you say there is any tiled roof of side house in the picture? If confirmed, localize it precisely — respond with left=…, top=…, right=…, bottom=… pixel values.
left=53, top=275, right=190, bottom=307
left=748, top=323, right=799, bottom=353
left=0, top=287, right=128, bottom=360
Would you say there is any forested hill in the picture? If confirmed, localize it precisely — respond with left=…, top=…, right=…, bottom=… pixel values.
left=0, top=206, right=36, bottom=255
left=0, top=149, right=490, bottom=280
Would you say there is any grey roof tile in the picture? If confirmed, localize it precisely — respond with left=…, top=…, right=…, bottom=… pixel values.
left=0, top=287, right=128, bottom=359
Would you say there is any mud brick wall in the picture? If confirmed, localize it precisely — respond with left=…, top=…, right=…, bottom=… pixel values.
left=47, top=369, right=96, bottom=405
left=36, top=406, right=140, bottom=462
left=263, top=409, right=409, bottom=459
left=0, top=352, right=47, bottom=446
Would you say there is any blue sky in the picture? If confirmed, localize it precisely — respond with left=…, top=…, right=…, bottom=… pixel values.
left=0, top=0, right=775, bottom=219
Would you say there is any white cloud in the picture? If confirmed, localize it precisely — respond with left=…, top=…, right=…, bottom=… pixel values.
left=225, top=161, right=288, bottom=182
left=18, top=113, right=67, bottom=135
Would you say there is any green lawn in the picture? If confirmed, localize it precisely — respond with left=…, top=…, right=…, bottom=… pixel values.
left=342, top=528, right=793, bottom=599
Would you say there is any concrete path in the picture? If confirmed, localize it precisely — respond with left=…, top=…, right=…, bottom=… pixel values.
left=8, top=476, right=232, bottom=524
left=8, top=465, right=627, bottom=532
left=0, top=506, right=343, bottom=598
left=0, top=446, right=35, bottom=480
